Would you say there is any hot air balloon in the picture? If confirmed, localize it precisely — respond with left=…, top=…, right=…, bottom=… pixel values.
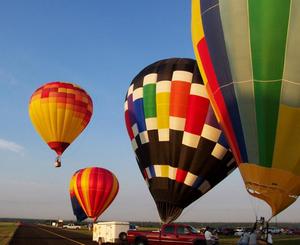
left=72, top=167, right=119, bottom=221
left=191, top=0, right=300, bottom=217
left=124, top=58, right=236, bottom=223
left=29, top=81, right=93, bottom=167
left=70, top=172, right=88, bottom=222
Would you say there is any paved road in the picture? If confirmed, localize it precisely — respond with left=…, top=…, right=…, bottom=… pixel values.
left=9, top=223, right=96, bottom=245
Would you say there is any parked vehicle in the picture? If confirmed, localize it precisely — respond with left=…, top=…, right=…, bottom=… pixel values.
left=233, top=227, right=245, bottom=236
left=217, top=227, right=234, bottom=236
left=62, top=223, right=81, bottom=230
left=290, top=229, right=300, bottom=235
left=57, top=219, right=64, bottom=228
left=93, top=221, right=129, bottom=244
left=285, top=228, right=300, bottom=235
left=127, top=223, right=206, bottom=245
left=129, top=224, right=137, bottom=230
left=268, top=227, right=281, bottom=234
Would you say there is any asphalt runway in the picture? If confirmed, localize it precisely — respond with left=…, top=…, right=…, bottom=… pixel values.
left=9, top=223, right=96, bottom=245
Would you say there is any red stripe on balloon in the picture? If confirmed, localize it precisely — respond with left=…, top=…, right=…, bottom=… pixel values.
left=125, top=94, right=135, bottom=140
left=102, top=176, right=119, bottom=215
left=75, top=170, right=89, bottom=215
left=89, top=168, right=97, bottom=216
left=185, top=95, right=210, bottom=135
left=125, top=110, right=134, bottom=140
left=96, top=175, right=119, bottom=220
left=197, top=38, right=242, bottom=163
left=94, top=170, right=114, bottom=219
left=143, top=169, right=149, bottom=180
left=176, top=169, right=188, bottom=183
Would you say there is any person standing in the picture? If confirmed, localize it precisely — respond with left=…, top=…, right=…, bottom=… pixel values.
left=266, top=231, right=273, bottom=245
left=204, top=227, right=214, bottom=245
left=237, top=231, right=250, bottom=245
left=249, top=229, right=257, bottom=245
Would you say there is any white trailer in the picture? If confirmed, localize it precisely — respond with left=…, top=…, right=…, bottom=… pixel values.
left=93, top=221, right=129, bottom=244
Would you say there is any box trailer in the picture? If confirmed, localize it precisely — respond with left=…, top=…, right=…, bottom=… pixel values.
left=93, top=221, right=129, bottom=244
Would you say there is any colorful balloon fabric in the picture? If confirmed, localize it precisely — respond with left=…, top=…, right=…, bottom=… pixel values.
left=191, top=0, right=300, bottom=216
left=29, top=81, right=93, bottom=166
left=70, top=172, right=88, bottom=222
left=124, top=58, right=236, bottom=223
left=72, top=167, right=119, bottom=221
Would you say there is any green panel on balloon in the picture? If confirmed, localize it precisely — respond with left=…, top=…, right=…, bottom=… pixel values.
left=143, top=84, right=156, bottom=118
left=249, top=0, right=290, bottom=80
left=254, top=81, right=281, bottom=167
left=249, top=0, right=290, bottom=167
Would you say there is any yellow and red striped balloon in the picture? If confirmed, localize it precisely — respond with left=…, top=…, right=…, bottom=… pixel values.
left=69, top=172, right=87, bottom=221
left=29, top=81, right=93, bottom=167
left=71, top=167, right=119, bottom=221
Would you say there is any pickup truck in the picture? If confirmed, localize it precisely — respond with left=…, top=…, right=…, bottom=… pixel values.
left=127, top=223, right=206, bottom=245
left=62, top=223, right=81, bottom=230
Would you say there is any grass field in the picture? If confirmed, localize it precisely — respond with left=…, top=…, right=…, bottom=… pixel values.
left=218, top=235, right=300, bottom=245
left=0, top=222, right=18, bottom=245
left=69, top=227, right=93, bottom=236
left=35, top=228, right=300, bottom=245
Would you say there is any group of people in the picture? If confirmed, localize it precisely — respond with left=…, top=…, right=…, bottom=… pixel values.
left=203, top=217, right=273, bottom=245
left=238, top=218, right=273, bottom=245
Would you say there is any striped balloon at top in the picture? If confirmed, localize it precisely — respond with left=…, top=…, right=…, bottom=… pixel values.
left=72, top=167, right=119, bottom=221
left=29, top=81, right=93, bottom=162
left=125, top=58, right=236, bottom=223
left=192, top=0, right=300, bottom=216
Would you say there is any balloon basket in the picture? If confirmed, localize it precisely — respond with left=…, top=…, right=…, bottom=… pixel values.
left=54, top=156, right=61, bottom=168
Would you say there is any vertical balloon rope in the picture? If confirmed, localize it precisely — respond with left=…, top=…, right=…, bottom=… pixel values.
left=247, top=192, right=259, bottom=221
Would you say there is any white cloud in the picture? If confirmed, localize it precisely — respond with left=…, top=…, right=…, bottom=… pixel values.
left=0, top=139, right=24, bottom=154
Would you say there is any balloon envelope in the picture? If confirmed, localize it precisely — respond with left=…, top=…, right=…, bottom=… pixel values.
left=72, top=167, right=119, bottom=221
left=29, top=81, right=93, bottom=164
left=125, top=58, right=236, bottom=223
left=70, top=172, right=88, bottom=222
left=192, top=0, right=300, bottom=216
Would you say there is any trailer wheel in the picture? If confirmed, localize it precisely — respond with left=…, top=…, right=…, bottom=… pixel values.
left=119, top=232, right=127, bottom=241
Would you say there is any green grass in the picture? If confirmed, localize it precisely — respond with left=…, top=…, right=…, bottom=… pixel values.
left=0, top=222, right=18, bottom=245
left=70, top=228, right=93, bottom=236
left=273, top=235, right=300, bottom=245
left=43, top=225, right=93, bottom=236
left=218, top=237, right=238, bottom=245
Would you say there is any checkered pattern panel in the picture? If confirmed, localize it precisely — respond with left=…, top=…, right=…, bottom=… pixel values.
left=124, top=58, right=236, bottom=215
left=143, top=165, right=212, bottom=194
left=30, top=82, right=93, bottom=127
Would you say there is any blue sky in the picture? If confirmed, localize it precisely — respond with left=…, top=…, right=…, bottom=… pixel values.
left=0, top=1, right=299, bottom=223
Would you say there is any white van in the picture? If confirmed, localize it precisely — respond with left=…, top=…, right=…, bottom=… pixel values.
left=93, top=221, right=129, bottom=244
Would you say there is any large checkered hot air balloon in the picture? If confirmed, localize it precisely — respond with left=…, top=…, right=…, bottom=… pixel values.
left=29, top=81, right=93, bottom=167
left=71, top=167, right=119, bottom=222
left=191, top=0, right=300, bottom=217
left=124, top=58, right=236, bottom=223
